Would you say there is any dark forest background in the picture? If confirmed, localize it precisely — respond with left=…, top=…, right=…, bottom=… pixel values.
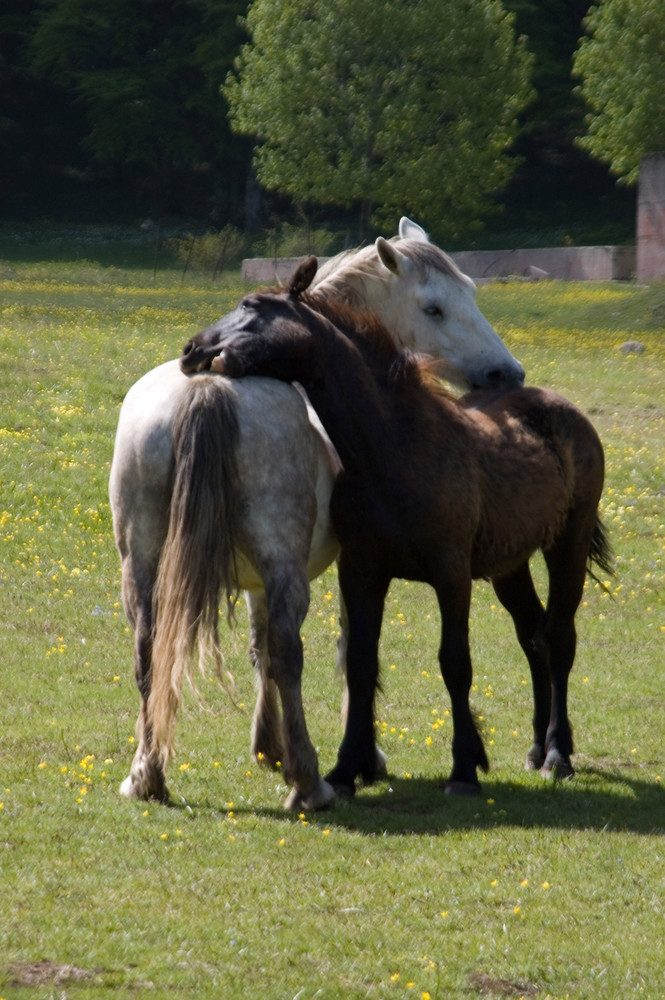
left=0, top=0, right=636, bottom=249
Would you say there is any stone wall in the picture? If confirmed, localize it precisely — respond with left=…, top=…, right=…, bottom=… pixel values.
left=451, top=246, right=635, bottom=282
left=242, top=256, right=310, bottom=283
left=242, top=245, right=636, bottom=284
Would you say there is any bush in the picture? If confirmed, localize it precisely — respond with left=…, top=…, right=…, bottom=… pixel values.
left=168, top=225, right=247, bottom=278
left=248, top=223, right=350, bottom=259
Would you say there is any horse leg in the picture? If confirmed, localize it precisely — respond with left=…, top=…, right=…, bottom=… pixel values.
left=245, top=589, right=285, bottom=768
left=262, top=563, right=335, bottom=811
left=336, top=583, right=388, bottom=780
left=435, top=569, right=488, bottom=794
left=491, top=565, right=550, bottom=771
left=118, top=560, right=168, bottom=802
left=326, top=559, right=389, bottom=796
left=539, top=515, right=596, bottom=779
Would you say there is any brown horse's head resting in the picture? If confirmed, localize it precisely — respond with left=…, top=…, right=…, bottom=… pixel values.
left=180, top=257, right=322, bottom=381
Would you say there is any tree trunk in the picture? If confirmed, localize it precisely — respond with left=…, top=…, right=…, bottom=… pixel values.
left=358, top=199, right=373, bottom=243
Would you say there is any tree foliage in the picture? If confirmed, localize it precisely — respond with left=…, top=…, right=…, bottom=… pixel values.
left=225, top=0, right=533, bottom=239
left=0, top=0, right=637, bottom=238
left=30, top=0, right=237, bottom=167
left=574, top=0, right=665, bottom=184
left=24, top=0, right=247, bottom=216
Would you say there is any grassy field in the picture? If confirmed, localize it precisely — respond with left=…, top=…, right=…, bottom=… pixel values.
left=1, top=254, right=664, bottom=999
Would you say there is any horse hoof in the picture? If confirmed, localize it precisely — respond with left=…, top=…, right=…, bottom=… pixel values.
left=284, top=778, right=336, bottom=812
left=324, top=764, right=357, bottom=799
left=444, top=780, right=481, bottom=797
left=120, top=773, right=169, bottom=803
left=541, top=752, right=574, bottom=781
left=525, top=746, right=545, bottom=771
left=120, top=775, right=142, bottom=799
left=325, top=779, right=356, bottom=799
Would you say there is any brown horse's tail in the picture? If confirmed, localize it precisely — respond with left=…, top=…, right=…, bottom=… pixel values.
left=148, top=377, right=241, bottom=766
left=587, top=515, right=615, bottom=586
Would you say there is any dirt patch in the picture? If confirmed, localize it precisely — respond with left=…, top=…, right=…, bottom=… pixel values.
left=7, top=960, right=102, bottom=987
left=469, top=971, right=541, bottom=998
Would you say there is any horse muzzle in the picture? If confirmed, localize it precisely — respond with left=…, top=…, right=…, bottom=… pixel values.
left=180, top=336, right=226, bottom=374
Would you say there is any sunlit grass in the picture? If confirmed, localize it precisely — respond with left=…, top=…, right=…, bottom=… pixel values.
left=1, top=264, right=664, bottom=999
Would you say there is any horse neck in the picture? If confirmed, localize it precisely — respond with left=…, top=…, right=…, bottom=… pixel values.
left=299, top=307, right=406, bottom=478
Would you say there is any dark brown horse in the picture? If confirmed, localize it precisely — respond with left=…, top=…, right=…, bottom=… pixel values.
left=183, top=258, right=613, bottom=796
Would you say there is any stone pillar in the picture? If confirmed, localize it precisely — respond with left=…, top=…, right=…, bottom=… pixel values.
left=636, top=152, right=665, bottom=281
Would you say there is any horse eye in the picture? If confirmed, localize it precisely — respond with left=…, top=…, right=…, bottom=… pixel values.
left=424, top=304, right=444, bottom=318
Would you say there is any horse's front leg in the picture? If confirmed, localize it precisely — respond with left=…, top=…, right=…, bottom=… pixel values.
left=118, top=576, right=168, bottom=802
left=336, top=583, right=388, bottom=780
left=245, top=589, right=285, bottom=768
left=262, top=565, right=335, bottom=812
left=326, top=558, right=389, bottom=796
left=435, top=567, right=488, bottom=795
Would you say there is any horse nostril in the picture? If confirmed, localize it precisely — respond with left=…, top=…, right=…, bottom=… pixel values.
left=180, top=339, right=203, bottom=374
left=484, top=364, right=525, bottom=388
left=484, top=369, right=505, bottom=386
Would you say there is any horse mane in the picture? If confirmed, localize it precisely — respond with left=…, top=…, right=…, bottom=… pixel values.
left=299, top=286, right=458, bottom=403
left=302, top=287, right=404, bottom=362
left=312, top=237, right=469, bottom=307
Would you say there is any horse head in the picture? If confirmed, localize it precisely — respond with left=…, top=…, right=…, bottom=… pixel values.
left=180, top=258, right=323, bottom=382
left=316, top=217, right=525, bottom=390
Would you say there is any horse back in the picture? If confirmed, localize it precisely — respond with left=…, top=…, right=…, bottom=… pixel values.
left=465, top=384, right=604, bottom=491
left=463, top=386, right=605, bottom=578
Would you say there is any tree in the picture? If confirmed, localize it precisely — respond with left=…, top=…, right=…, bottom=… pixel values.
left=574, top=0, right=665, bottom=184
left=225, top=0, right=533, bottom=240
left=28, top=0, right=248, bottom=216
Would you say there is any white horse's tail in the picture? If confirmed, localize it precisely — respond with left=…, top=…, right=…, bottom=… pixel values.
left=148, top=377, right=240, bottom=765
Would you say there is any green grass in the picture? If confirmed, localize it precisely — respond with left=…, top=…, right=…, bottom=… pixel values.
left=1, top=259, right=664, bottom=999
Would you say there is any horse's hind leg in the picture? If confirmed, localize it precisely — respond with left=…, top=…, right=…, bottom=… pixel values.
left=118, top=561, right=168, bottom=802
left=540, top=515, right=598, bottom=779
left=491, top=564, right=550, bottom=771
left=246, top=589, right=285, bottom=768
left=262, top=564, right=334, bottom=811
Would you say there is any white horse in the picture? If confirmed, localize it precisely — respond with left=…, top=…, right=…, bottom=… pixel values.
left=110, top=218, right=524, bottom=810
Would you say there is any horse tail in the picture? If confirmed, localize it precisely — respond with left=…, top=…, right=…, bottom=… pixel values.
left=148, top=377, right=241, bottom=766
left=587, top=515, right=615, bottom=586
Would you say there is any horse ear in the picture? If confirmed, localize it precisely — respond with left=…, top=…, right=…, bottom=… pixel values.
left=376, top=236, right=412, bottom=276
left=398, top=216, right=430, bottom=243
left=289, top=256, right=318, bottom=298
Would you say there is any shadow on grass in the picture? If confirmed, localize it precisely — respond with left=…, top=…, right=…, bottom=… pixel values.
left=313, top=766, right=665, bottom=837
left=167, top=764, right=665, bottom=837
